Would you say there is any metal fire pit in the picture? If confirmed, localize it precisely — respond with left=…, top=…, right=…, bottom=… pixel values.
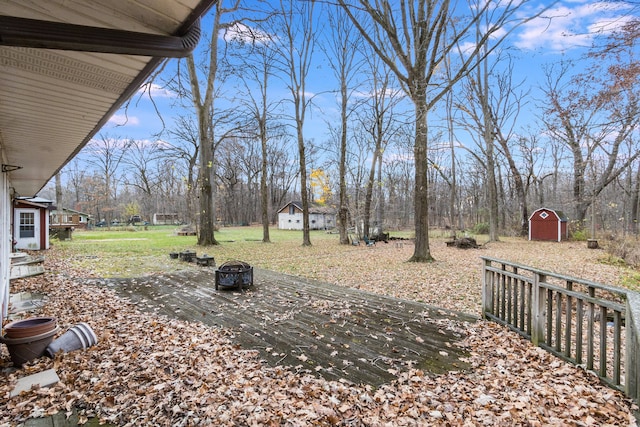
left=215, top=261, right=253, bottom=291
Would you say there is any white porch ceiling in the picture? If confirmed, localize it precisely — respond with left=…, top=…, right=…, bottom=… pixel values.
left=0, top=0, right=215, bottom=197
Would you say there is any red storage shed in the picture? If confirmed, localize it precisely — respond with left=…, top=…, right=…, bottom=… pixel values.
left=528, top=208, right=568, bottom=242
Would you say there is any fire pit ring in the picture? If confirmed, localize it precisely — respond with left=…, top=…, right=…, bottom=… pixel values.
left=215, top=261, right=253, bottom=291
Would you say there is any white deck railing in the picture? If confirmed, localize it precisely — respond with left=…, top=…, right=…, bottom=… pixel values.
left=481, top=256, right=638, bottom=406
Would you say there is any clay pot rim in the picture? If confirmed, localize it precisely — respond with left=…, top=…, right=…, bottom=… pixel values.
left=0, top=326, right=59, bottom=345
left=5, top=316, right=57, bottom=329
left=4, top=317, right=57, bottom=338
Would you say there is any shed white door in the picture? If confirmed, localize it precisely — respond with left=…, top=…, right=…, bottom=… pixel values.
left=14, top=209, right=40, bottom=250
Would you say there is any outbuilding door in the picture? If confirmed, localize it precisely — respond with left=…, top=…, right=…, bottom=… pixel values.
left=14, top=208, right=40, bottom=250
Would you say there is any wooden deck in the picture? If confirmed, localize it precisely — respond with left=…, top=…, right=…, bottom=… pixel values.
left=103, top=268, right=476, bottom=387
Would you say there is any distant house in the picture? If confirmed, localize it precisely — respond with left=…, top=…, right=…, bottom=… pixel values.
left=153, top=213, right=179, bottom=225
left=277, top=201, right=336, bottom=230
left=13, top=198, right=52, bottom=250
left=49, top=207, right=92, bottom=229
left=528, top=208, right=568, bottom=242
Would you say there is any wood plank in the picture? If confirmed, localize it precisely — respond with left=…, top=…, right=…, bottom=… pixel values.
left=103, top=268, right=476, bottom=387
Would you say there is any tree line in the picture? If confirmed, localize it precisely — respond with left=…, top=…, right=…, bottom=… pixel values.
left=45, top=1, right=640, bottom=261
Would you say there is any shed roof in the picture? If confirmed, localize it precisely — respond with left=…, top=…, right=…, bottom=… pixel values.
left=277, top=201, right=337, bottom=215
left=529, top=207, right=568, bottom=222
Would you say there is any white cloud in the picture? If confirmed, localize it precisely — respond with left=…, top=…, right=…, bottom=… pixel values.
left=222, top=22, right=274, bottom=45
left=108, top=114, right=140, bottom=126
left=154, top=139, right=174, bottom=149
left=514, top=1, right=634, bottom=53
left=138, top=82, right=175, bottom=98
left=353, top=87, right=405, bottom=100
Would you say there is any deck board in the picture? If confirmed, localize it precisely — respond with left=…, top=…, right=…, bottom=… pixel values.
left=102, top=268, right=477, bottom=387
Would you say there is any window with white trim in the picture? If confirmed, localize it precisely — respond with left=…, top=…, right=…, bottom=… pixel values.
left=20, top=212, right=35, bottom=238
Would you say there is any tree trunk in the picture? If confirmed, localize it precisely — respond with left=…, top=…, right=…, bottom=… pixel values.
left=376, top=151, right=384, bottom=230
left=485, top=128, right=499, bottom=241
left=55, top=173, right=63, bottom=225
left=409, top=95, right=433, bottom=262
left=197, top=115, right=218, bottom=246
left=337, top=72, right=350, bottom=245
left=479, top=47, right=499, bottom=242
left=631, top=162, right=640, bottom=235
left=363, top=144, right=381, bottom=239
left=298, top=126, right=311, bottom=246
left=260, top=123, right=270, bottom=243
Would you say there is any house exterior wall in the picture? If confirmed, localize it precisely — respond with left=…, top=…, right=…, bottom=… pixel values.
left=50, top=209, right=90, bottom=228
left=529, top=208, right=567, bottom=242
left=1, top=172, right=10, bottom=319
left=309, top=213, right=334, bottom=230
left=278, top=212, right=303, bottom=230
left=153, top=213, right=179, bottom=225
left=277, top=202, right=336, bottom=230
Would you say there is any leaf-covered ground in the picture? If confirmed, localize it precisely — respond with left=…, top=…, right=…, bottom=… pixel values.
left=1, top=238, right=638, bottom=425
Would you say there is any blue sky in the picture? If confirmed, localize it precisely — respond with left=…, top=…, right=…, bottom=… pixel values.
left=98, top=0, right=636, bottom=154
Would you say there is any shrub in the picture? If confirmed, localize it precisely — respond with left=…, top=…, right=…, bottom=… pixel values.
left=606, top=236, right=640, bottom=268
left=472, top=222, right=489, bottom=235
left=570, top=228, right=589, bottom=241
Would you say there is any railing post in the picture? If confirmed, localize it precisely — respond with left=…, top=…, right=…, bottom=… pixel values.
left=482, top=258, right=493, bottom=319
left=626, top=292, right=639, bottom=404
left=532, top=272, right=546, bottom=346
left=479, top=258, right=636, bottom=407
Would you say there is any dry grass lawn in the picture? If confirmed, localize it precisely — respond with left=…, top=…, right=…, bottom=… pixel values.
left=1, top=234, right=638, bottom=426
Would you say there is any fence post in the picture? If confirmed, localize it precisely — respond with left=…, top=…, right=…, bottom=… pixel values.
left=482, top=258, right=493, bottom=319
left=531, top=272, right=546, bottom=346
left=626, top=292, right=639, bottom=404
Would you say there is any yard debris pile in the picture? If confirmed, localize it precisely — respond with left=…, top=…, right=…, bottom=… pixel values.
left=449, top=237, right=480, bottom=249
left=0, top=247, right=637, bottom=425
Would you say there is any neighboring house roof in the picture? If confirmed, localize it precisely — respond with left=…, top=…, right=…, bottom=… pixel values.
left=277, top=201, right=337, bottom=215
left=51, top=207, right=92, bottom=217
left=0, top=0, right=217, bottom=197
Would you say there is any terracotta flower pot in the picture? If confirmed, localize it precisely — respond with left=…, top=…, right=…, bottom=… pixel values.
left=1, top=327, right=59, bottom=366
left=3, top=317, right=57, bottom=339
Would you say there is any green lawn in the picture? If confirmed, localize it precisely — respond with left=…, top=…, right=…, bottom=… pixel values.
left=54, top=225, right=414, bottom=277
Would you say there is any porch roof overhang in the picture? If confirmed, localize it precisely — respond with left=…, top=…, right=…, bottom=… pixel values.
left=0, top=0, right=216, bottom=197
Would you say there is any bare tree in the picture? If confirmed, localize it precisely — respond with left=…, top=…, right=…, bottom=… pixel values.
left=456, top=52, right=529, bottom=239
left=163, top=115, right=200, bottom=225
left=272, top=0, right=318, bottom=246
left=229, top=22, right=281, bottom=242
left=122, top=139, right=163, bottom=219
left=182, top=0, right=241, bottom=245
left=629, top=160, right=640, bottom=235
left=357, top=52, right=402, bottom=239
left=64, top=159, right=87, bottom=209
left=83, top=133, right=130, bottom=225
left=54, top=173, right=63, bottom=225
left=322, top=5, right=365, bottom=244
left=267, top=135, right=299, bottom=223
left=338, top=0, right=537, bottom=262
left=154, top=157, right=190, bottom=222
left=541, top=61, right=640, bottom=225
